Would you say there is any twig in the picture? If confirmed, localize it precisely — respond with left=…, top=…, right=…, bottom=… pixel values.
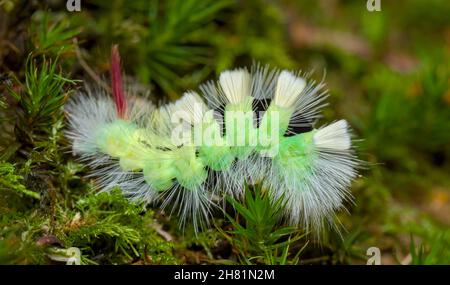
left=299, top=256, right=329, bottom=265
left=401, top=253, right=412, bottom=265
left=150, top=220, right=173, bottom=241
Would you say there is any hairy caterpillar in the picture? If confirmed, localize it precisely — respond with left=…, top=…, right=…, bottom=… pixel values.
left=66, top=46, right=359, bottom=233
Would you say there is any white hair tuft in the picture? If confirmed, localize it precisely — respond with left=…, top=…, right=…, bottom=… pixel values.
left=313, top=120, right=351, bottom=151
left=219, top=69, right=251, bottom=104
left=274, top=70, right=307, bottom=108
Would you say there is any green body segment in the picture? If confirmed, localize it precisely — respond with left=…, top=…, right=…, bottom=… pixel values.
left=96, top=121, right=155, bottom=171
left=274, top=131, right=317, bottom=183
left=198, top=145, right=234, bottom=171
left=96, top=120, right=138, bottom=158
left=224, top=97, right=257, bottom=160
left=118, top=129, right=152, bottom=171
left=173, top=147, right=208, bottom=189
left=196, top=116, right=234, bottom=171
left=257, top=104, right=293, bottom=152
left=142, top=146, right=207, bottom=191
left=143, top=157, right=177, bottom=191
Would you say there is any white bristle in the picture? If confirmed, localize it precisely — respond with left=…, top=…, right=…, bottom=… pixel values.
left=273, top=70, right=306, bottom=108
left=165, top=91, right=207, bottom=126
left=313, top=120, right=351, bottom=150
left=219, top=69, right=251, bottom=104
left=176, top=91, right=207, bottom=125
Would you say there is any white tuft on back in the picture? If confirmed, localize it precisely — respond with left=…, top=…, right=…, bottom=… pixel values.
left=219, top=69, right=251, bottom=104
left=174, top=91, right=207, bottom=125
left=274, top=70, right=306, bottom=108
left=313, top=120, right=351, bottom=150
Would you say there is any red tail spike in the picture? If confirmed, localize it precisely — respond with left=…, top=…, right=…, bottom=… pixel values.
left=111, top=45, right=127, bottom=119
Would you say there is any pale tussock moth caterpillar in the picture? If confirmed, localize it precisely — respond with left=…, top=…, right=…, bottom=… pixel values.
left=66, top=46, right=360, bottom=234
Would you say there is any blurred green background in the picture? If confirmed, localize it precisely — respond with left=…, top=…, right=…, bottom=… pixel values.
left=0, top=0, right=449, bottom=264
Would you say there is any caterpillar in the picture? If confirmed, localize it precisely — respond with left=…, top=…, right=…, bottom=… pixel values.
left=66, top=46, right=359, bottom=233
